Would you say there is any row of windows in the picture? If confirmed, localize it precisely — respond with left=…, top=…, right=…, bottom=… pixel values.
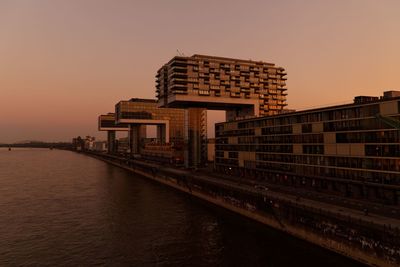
left=250, top=161, right=400, bottom=185
left=303, top=145, right=324, bottom=154
left=216, top=144, right=400, bottom=157
left=365, top=145, right=400, bottom=157
left=217, top=129, right=255, bottom=137
left=219, top=131, right=399, bottom=145
left=261, top=126, right=292, bottom=135
left=100, top=121, right=127, bottom=128
left=255, top=153, right=400, bottom=172
left=336, top=130, right=399, bottom=143
left=237, top=117, right=389, bottom=133
left=215, top=158, right=238, bottom=165
left=234, top=104, right=389, bottom=129
left=120, top=111, right=153, bottom=120
left=237, top=134, right=324, bottom=144
left=216, top=144, right=323, bottom=154
left=215, top=144, right=292, bottom=153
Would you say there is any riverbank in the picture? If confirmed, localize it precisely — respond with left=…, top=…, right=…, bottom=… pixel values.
left=83, top=151, right=400, bottom=267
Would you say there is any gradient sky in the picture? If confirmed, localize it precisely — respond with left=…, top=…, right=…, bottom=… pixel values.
left=1, top=0, right=399, bottom=143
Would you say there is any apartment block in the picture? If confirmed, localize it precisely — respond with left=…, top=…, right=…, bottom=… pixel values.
left=215, top=92, right=400, bottom=206
left=156, top=54, right=288, bottom=120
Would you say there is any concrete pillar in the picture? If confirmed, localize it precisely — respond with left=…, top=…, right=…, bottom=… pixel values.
left=107, top=130, right=116, bottom=153
left=187, top=108, right=207, bottom=168
left=140, top=125, right=147, bottom=140
left=156, top=123, right=170, bottom=144
left=139, top=125, right=146, bottom=153
left=157, top=124, right=165, bottom=143
left=129, top=125, right=140, bottom=154
left=184, top=109, right=189, bottom=169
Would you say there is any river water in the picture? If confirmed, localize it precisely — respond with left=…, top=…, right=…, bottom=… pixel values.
left=0, top=148, right=364, bottom=266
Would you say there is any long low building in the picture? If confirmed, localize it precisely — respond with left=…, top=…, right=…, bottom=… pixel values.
left=215, top=91, right=400, bottom=206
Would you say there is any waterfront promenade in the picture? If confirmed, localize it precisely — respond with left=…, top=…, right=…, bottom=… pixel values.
left=84, top=151, right=400, bottom=267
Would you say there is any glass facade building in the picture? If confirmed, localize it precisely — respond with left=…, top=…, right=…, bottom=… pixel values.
left=98, top=113, right=129, bottom=131
left=115, top=98, right=186, bottom=147
left=215, top=92, right=400, bottom=206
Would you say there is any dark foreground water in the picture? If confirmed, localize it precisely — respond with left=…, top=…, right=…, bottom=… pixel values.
left=0, top=148, right=364, bottom=267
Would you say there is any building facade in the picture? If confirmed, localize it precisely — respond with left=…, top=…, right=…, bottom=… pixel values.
left=156, top=54, right=288, bottom=166
left=114, top=98, right=187, bottom=162
left=98, top=113, right=129, bottom=153
left=156, top=54, right=288, bottom=119
left=115, top=98, right=185, bottom=146
left=215, top=92, right=400, bottom=206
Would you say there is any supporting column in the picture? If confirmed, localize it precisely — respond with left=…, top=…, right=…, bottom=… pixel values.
left=139, top=125, right=147, bottom=140
left=187, top=108, right=207, bottom=168
left=156, top=122, right=170, bottom=144
left=157, top=124, right=165, bottom=143
left=107, top=130, right=116, bottom=153
left=184, top=110, right=189, bottom=169
left=139, top=125, right=146, bottom=153
left=129, top=125, right=140, bottom=155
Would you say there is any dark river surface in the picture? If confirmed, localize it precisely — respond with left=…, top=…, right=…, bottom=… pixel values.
left=0, top=148, right=365, bottom=266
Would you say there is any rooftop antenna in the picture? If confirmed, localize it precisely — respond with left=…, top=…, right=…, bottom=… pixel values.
left=176, top=49, right=185, bottom=56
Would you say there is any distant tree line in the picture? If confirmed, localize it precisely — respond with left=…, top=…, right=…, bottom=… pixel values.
left=0, top=142, right=72, bottom=149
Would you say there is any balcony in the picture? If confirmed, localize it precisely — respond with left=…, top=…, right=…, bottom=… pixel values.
left=170, top=65, right=187, bottom=71
left=170, top=84, right=187, bottom=90
left=198, top=90, right=210, bottom=96
left=170, top=78, right=188, bottom=84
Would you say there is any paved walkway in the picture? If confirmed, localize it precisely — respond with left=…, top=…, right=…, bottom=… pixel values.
left=158, top=164, right=400, bottom=230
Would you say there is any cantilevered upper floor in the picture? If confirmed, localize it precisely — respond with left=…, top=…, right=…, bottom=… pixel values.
left=98, top=113, right=129, bottom=131
left=114, top=98, right=186, bottom=143
left=156, top=54, right=288, bottom=119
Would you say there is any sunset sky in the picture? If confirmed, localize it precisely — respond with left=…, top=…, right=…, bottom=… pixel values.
left=1, top=0, right=399, bottom=143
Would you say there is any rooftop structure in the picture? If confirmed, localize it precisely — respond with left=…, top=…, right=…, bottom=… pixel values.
left=215, top=91, right=400, bottom=206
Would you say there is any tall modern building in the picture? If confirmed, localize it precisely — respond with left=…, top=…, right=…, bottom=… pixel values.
left=215, top=91, right=400, bottom=206
left=157, top=54, right=287, bottom=119
left=156, top=54, right=288, bottom=165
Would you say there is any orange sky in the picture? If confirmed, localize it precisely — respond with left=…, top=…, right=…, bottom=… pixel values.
left=1, top=0, right=399, bottom=143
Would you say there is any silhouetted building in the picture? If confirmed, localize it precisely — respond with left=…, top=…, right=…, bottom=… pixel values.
left=92, top=141, right=108, bottom=152
left=72, top=136, right=84, bottom=151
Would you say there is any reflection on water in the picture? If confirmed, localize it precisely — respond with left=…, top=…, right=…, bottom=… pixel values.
left=0, top=149, right=364, bottom=266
